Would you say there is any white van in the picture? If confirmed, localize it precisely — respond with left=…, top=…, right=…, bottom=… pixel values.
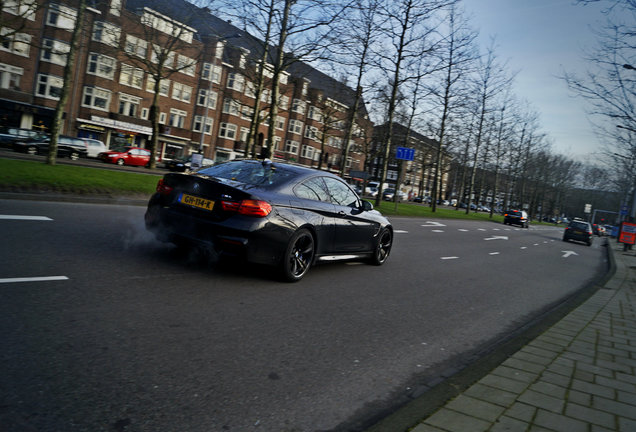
left=365, top=181, right=380, bottom=196
left=83, top=138, right=107, bottom=158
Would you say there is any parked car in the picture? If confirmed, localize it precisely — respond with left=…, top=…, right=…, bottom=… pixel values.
left=83, top=138, right=107, bottom=158
left=0, top=127, right=48, bottom=149
left=145, top=159, right=393, bottom=282
left=563, top=220, right=593, bottom=246
left=165, top=154, right=214, bottom=172
left=98, top=146, right=151, bottom=166
left=503, top=209, right=529, bottom=228
left=382, top=188, right=407, bottom=201
left=13, top=135, right=88, bottom=160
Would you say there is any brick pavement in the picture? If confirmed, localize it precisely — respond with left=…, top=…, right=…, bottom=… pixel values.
left=409, top=239, right=636, bottom=432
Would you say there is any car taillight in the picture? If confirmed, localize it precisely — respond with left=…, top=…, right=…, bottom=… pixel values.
left=221, top=199, right=272, bottom=217
left=156, top=178, right=173, bottom=195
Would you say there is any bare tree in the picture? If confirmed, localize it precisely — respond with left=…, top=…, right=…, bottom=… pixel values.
left=46, top=0, right=87, bottom=165
left=426, top=3, right=478, bottom=211
left=372, top=0, right=454, bottom=207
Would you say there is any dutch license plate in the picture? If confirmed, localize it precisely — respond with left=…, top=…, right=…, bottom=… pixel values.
left=179, top=193, right=215, bottom=211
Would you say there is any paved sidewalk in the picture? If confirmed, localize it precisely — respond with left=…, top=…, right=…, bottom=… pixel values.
left=407, top=239, right=636, bottom=432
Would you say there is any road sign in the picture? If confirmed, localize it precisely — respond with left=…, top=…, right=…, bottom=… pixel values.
left=396, top=147, right=415, bottom=161
left=584, top=203, right=592, bottom=214
left=619, top=221, right=636, bottom=245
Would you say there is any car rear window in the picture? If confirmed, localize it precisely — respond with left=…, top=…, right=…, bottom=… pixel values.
left=198, top=161, right=296, bottom=187
left=569, top=222, right=589, bottom=230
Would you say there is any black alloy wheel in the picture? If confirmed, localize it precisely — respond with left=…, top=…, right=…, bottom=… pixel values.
left=370, top=228, right=392, bottom=265
left=281, top=228, right=315, bottom=282
left=26, top=145, right=37, bottom=155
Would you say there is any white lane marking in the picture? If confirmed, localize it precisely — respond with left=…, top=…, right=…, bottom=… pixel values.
left=484, top=236, right=509, bottom=241
left=432, top=230, right=444, bottom=233
left=489, top=252, right=500, bottom=255
left=478, top=228, right=486, bottom=231
left=0, top=276, right=69, bottom=283
left=394, top=230, right=409, bottom=233
left=441, top=256, right=459, bottom=260
left=562, top=251, right=578, bottom=258
left=521, top=247, right=528, bottom=249
left=458, top=229, right=469, bottom=232
left=0, top=215, right=53, bottom=221
left=422, top=221, right=446, bottom=227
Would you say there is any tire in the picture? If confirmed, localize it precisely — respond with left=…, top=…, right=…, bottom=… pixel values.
left=116, top=158, right=125, bottom=166
left=281, top=228, right=315, bottom=282
left=69, top=151, right=80, bottom=161
left=369, top=228, right=392, bottom=266
left=26, top=145, right=37, bottom=155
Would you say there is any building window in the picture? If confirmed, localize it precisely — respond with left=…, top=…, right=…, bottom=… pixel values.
left=4, top=0, right=37, bottom=20
left=276, top=116, right=285, bottom=130
left=151, top=45, right=174, bottom=67
left=124, top=35, right=147, bottom=59
left=118, top=93, right=141, bottom=117
left=301, top=145, right=315, bottom=160
left=305, top=125, right=319, bottom=140
left=292, top=98, right=306, bottom=115
left=176, top=54, right=196, bottom=76
left=82, top=86, right=111, bottom=111
left=288, top=119, right=303, bottom=135
left=146, top=76, right=170, bottom=96
left=172, top=82, right=192, bottom=103
left=46, top=3, right=76, bottom=31
left=197, top=89, right=217, bottom=109
left=279, top=95, right=289, bottom=110
left=141, top=107, right=149, bottom=120
left=218, top=123, right=237, bottom=140
left=0, top=63, right=23, bottom=90
left=260, top=88, right=271, bottom=104
left=35, top=74, right=63, bottom=99
left=92, top=21, right=120, bottom=47
left=245, top=81, right=256, bottom=98
left=41, top=38, right=69, bottom=66
left=222, top=98, right=240, bottom=116
left=201, top=62, right=221, bottom=83
left=239, top=127, right=249, bottom=142
left=0, top=30, right=31, bottom=57
left=193, top=116, right=213, bottom=134
left=308, top=106, right=322, bottom=122
left=241, top=105, right=254, bottom=120
left=109, top=0, right=122, bottom=16
left=285, top=140, right=299, bottom=155
left=226, top=73, right=244, bottom=92
left=159, top=112, right=166, bottom=124
left=119, top=64, right=144, bottom=88
left=169, top=108, right=187, bottom=128
left=87, top=53, right=116, bottom=80
left=328, top=136, right=343, bottom=149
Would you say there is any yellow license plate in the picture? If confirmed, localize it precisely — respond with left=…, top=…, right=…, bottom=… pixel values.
left=179, top=193, right=215, bottom=211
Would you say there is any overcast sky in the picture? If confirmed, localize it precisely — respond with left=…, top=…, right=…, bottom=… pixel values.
left=461, top=0, right=609, bottom=161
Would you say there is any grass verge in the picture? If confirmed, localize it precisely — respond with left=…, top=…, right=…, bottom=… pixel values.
left=0, top=158, right=158, bottom=196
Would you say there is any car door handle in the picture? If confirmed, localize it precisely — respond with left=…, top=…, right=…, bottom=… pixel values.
left=338, top=211, right=346, bottom=216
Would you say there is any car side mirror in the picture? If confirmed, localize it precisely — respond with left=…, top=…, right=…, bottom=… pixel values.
left=361, top=200, right=373, bottom=211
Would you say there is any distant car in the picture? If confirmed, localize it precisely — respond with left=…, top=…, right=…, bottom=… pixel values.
left=0, top=127, right=48, bottom=149
left=145, top=159, right=393, bottom=282
left=382, top=188, right=406, bottom=201
left=83, top=138, right=107, bottom=158
left=503, top=209, right=529, bottom=228
left=412, top=196, right=424, bottom=203
left=165, top=155, right=214, bottom=172
left=563, top=220, right=593, bottom=246
left=98, top=146, right=151, bottom=166
left=13, top=135, right=88, bottom=160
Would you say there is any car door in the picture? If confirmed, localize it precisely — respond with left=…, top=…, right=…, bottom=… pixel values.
left=292, top=177, right=337, bottom=254
left=322, top=176, right=378, bottom=253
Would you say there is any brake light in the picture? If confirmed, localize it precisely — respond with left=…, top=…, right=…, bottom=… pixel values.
left=221, top=199, right=272, bottom=217
left=156, top=178, right=173, bottom=195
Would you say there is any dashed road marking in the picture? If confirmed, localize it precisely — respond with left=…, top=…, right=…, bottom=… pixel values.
left=0, top=215, right=53, bottom=221
left=0, top=276, right=69, bottom=284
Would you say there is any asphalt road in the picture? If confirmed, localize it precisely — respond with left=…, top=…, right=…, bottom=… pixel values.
left=0, top=199, right=608, bottom=432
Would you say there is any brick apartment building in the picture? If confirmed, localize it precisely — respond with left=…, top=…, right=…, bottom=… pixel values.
left=0, top=0, right=372, bottom=175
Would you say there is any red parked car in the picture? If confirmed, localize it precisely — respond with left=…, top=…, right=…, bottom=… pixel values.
left=98, top=146, right=151, bottom=166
